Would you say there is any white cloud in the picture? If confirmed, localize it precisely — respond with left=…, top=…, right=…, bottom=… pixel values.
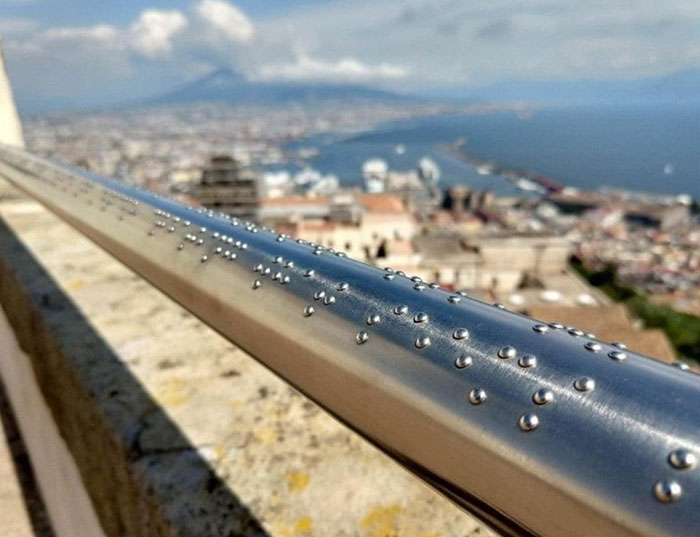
left=130, top=10, right=188, bottom=58
left=193, top=0, right=254, bottom=43
left=259, top=54, right=408, bottom=82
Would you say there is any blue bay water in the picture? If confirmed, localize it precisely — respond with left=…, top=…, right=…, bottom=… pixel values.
left=281, top=106, right=700, bottom=199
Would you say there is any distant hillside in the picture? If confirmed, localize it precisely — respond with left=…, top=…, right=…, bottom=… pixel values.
left=151, top=68, right=417, bottom=106
left=432, top=68, right=700, bottom=106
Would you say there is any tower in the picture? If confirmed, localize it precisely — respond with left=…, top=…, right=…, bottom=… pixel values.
left=0, top=31, right=25, bottom=148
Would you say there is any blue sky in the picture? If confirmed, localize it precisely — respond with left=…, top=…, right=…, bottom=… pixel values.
left=3, top=0, right=700, bottom=112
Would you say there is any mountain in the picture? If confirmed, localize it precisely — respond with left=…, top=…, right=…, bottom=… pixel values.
left=430, top=68, right=700, bottom=106
left=151, top=68, right=416, bottom=106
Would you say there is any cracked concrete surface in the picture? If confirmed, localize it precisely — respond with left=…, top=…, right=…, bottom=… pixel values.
left=0, top=184, right=493, bottom=537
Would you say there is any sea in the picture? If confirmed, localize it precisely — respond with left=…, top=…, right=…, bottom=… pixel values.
left=279, top=105, right=700, bottom=200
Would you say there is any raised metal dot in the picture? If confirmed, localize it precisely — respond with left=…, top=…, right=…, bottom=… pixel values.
left=396, top=271, right=406, bottom=276
left=532, top=388, right=553, bottom=405
left=273, top=256, right=283, bottom=264
left=356, top=330, right=369, bottom=344
left=574, top=377, right=595, bottom=392
left=272, top=271, right=282, bottom=281
left=429, top=283, right=440, bottom=289
left=654, top=479, right=682, bottom=503
left=366, top=314, right=381, bottom=326
left=453, top=328, right=469, bottom=340
left=337, top=282, right=349, bottom=291
left=608, top=350, right=627, bottom=361
left=414, top=312, right=429, bottom=323
left=585, top=333, right=596, bottom=339
left=415, top=336, right=431, bottom=349
left=314, top=290, right=326, bottom=300
left=672, top=361, right=690, bottom=371
left=413, top=283, right=426, bottom=291
left=533, top=324, right=549, bottom=334
left=304, top=269, right=315, bottom=277
left=196, top=239, right=204, bottom=245
left=200, top=255, right=208, bottom=263
left=468, top=388, right=487, bottom=405
left=384, top=274, right=396, bottom=281
left=448, top=295, right=461, bottom=304
left=281, top=275, right=290, bottom=284
left=519, top=355, right=537, bottom=368
left=313, top=249, right=322, bottom=256
left=411, top=276, right=422, bottom=282
left=458, top=291, right=468, bottom=297
left=303, top=305, right=315, bottom=317
left=284, top=261, right=294, bottom=268
left=394, top=305, right=408, bottom=315
left=612, top=341, right=627, bottom=349
left=498, top=346, right=516, bottom=359
left=669, top=449, right=697, bottom=470
left=549, top=322, right=564, bottom=330
left=323, top=295, right=336, bottom=305
left=584, top=341, right=601, bottom=353
left=455, top=355, right=473, bottom=369
left=229, top=253, right=237, bottom=260
left=494, top=303, right=505, bottom=309
left=384, top=267, right=394, bottom=273
left=568, top=328, right=584, bottom=337
left=262, top=267, right=271, bottom=275
left=215, top=247, right=223, bottom=254
left=241, top=243, right=248, bottom=250
left=177, top=243, right=184, bottom=250
left=252, top=279, right=261, bottom=289
left=518, top=413, right=539, bottom=432
left=223, top=250, right=231, bottom=259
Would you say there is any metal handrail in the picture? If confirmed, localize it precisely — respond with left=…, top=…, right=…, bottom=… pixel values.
left=0, top=144, right=698, bottom=537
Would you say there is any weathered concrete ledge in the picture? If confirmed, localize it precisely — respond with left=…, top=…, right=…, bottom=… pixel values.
left=0, top=182, right=490, bottom=537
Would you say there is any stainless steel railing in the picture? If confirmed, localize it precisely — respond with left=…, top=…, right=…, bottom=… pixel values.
left=0, top=143, right=699, bottom=537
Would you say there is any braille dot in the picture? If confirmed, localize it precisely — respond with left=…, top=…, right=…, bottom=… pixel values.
left=284, top=261, right=294, bottom=268
left=415, top=336, right=431, bottom=349
left=584, top=341, right=601, bottom=353
left=498, top=346, right=516, bottom=359
left=323, top=295, right=336, bottom=305
left=494, top=303, right=505, bottom=309
left=384, top=267, right=394, bottom=273
left=608, top=350, right=627, bottom=361
left=272, top=272, right=282, bottom=281
left=448, top=296, right=461, bottom=304
left=384, top=274, right=395, bottom=281
left=468, top=388, right=487, bottom=405
left=281, top=275, right=291, bottom=284
left=303, top=305, right=315, bottom=317
left=229, top=253, right=237, bottom=260
left=672, top=362, right=690, bottom=371
left=429, top=283, right=440, bottom=289
left=574, top=377, right=595, bottom=392
left=612, top=341, right=627, bottom=349
left=549, top=322, right=564, bottom=330
left=532, top=388, right=553, bottom=405
left=304, top=269, right=315, bottom=277
left=669, top=449, right=696, bottom=470
left=177, top=243, right=184, bottom=250
left=367, top=314, right=381, bottom=326
left=200, top=255, right=208, bottom=262
left=413, top=283, right=426, bottom=291
left=356, top=331, right=369, bottom=344
left=533, top=324, right=549, bottom=334
left=196, top=239, right=204, bottom=245
left=313, top=249, right=322, bottom=256
left=337, top=282, right=349, bottom=291
left=262, top=267, right=271, bottom=275
left=215, top=247, right=222, bottom=254
left=455, top=355, right=473, bottom=369
left=411, top=276, right=422, bottom=282
left=252, top=279, right=261, bottom=289
left=396, top=271, right=406, bottom=276
left=654, top=480, right=682, bottom=503
left=273, top=256, right=282, bottom=264
left=414, top=312, right=429, bottom=323
left=519, top=413, right=539, bottom=432
left=394, top=305, right=408, bottom=315
left=519, top=355, right=537, bottom=368
left=453, top=328, right=469, bottom=340
left=568, top=328, right=584, bottom=337
left=314, top=290, right=326, bottom=300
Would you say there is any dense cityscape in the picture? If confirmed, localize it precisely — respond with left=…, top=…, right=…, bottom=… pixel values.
left=24, top=101, right=700, bottom=363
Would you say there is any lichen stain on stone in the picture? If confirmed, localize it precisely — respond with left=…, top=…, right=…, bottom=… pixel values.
left=155, top=377, right=190, bottom=407
left=230, top=399, right=244, bottom=410
left=285, top=472, right=310, bottom=492
left=360, top=505, right=403, bottom=537
left=294, top=516, right=313, bottom=535
left=65, top=278, right=86, bottom=291
left=253, top=427, right=279, bottom=443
